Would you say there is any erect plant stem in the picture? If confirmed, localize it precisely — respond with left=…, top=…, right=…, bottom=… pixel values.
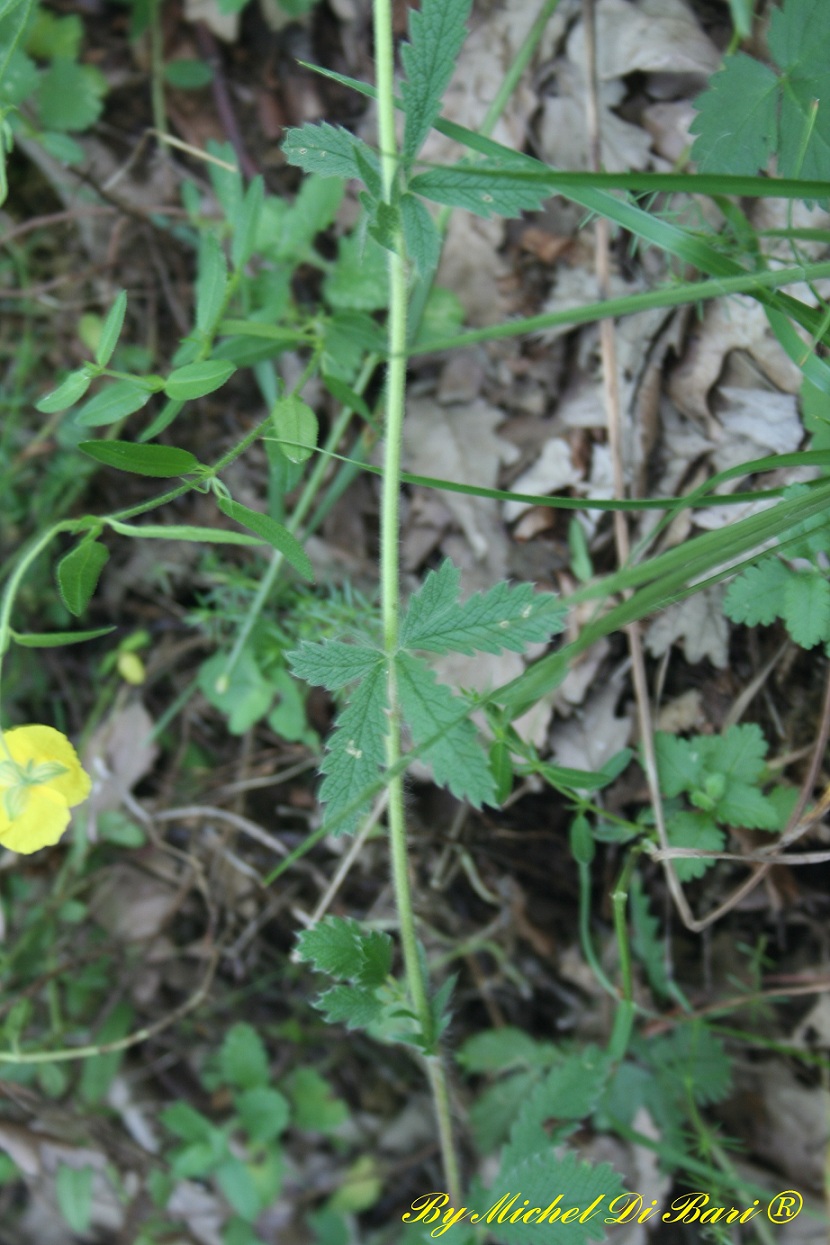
left=372, top=0, right=461, bottom=1203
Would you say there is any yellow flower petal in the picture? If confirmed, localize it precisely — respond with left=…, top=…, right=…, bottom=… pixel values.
left=0, top=784, right=71, bottom=854
left=2, top=726, right=91, bottom=807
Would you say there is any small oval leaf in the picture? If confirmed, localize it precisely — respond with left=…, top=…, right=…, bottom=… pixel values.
left=79, top=441, right=200, bottom=477
left=95, top=290, right=127, bottom=366
left=272, top=394, right=318, bottom=464
left=216, top=496, right=314, bottom=580
left=36, top=368, right=92, bottom=414
left=76, top=381, right=151, bottom=427
left=57, top=539, right=109, bottom=617
left=164, top=360, right=236, bottom=401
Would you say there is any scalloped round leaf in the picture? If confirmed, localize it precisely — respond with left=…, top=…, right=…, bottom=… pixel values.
left=36, top=60, right=107, bottom=132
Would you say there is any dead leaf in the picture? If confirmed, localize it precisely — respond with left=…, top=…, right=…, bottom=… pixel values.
left=402, top=398, right=519, bottom=582
left=646, top=585, right=729, bottom=668
left=549, top=677, right=632, bottom=772
left=83, top=701, right=158, bottom=829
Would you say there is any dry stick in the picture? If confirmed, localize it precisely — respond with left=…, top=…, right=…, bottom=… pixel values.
left=580, top=0, right=697, bottom=930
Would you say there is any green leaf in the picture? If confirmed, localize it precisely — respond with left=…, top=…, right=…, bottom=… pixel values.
left=195, top=233, right=228, bottom=333
left=287, top=1067, right=349, bottom=1133
left=76, top=380, right=152, bottom=427
left=271, top=394, right=318, bottom=464
left=321, top=374, right=373, bottom=424
left=400, top=193, right=441, bottom=275
left=215, top=496, right=314, bottom=580
left=400, top=0, right=472, bottom=161
left=318, top=659, right=388, bottom=834
left=161, top=1101, right=214, bottom=1142
left=665, top=810, right=724, bottom=881
left=296, top=915, right=392, bottom=986
left=107, top=518, right=263, bottom=544
left=219, top=1022, right=270, bottom=1090
left=95, top=289, right=127, bottom=366
left=723, top=558, right=790, bottom=625
left=164, top=359, right=236, bottom=400
left=690, top=54, right=778, bottom=175
left=704, top=722, right=767, bottom=786
left=629, top=874, right=670, bottom=999
left=314, top=984, right=383, bottom=1030
left=11, top=625, right=115, bottom=647
left=36, top=58, right=106, bottom=131
left=500, top=1049, right=611, bottom=1172
left=55, top=1164, right=93, bottom=1235
left=36, top=367, right=91, bottom=413
left=198, top=649, right=274, bottom=734
left=163, top=57, right=213, bottom=89
left=235, top=1087, right=289, bottom=1144
left=288, top=639, right=383, bottom=690
left=324, top=231, right=389, bottom=311
left=783, top=568, right=830, bottom=647
left=715, top=780, right=780, bottom=830
left=654, top=732, right=703, bottom=798
left=231, top=175, right=264, bottom=271
left=492, top=1149, right=627, bottom=1244
left=457, top=1027, right=545, bottom=1074
left=395, top=650, right=496, bottom=807
left=322, top=310, right=385, bottom=381
left=26, top=8, right=82, bottom=59
left=78, top=440, right=200, bottom=477
left=400, top=559, right=566, bottom=655
left=648, top=1022, right=732, bottom=1107
left=282, top=121, right=380, bottom=183
left=57, top=538, right=109, bottom=616
left=215, top=1156, right=262, bottom=1221
left=276, top=173, right=344, bottom=261
left=409, top=161, right=551, bottom=219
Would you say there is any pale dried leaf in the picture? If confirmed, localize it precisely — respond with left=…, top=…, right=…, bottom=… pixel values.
left=549, top=678, right=632, bottom=772
left=646, top=585, right=729, bottom=667
left=504, top=438, right=582, bottom=521
left=402, top=398, right=519, bottom=576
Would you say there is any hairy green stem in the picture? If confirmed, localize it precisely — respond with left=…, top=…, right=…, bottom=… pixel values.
left=373, top=0, right=461, bottom=1203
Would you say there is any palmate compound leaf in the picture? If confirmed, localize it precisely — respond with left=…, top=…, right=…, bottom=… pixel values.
left=395, top=650, right=496, bottom=808
left=400, top=559, right=566, bottom=655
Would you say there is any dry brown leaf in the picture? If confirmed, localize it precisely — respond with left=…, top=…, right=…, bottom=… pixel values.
left=504, top=438, right=582, bottom=522
left=402, top=398, right=519, bottom=582
left=549, top=677, right=633, bottom=772
left=83, top=701, right=158, bottom=829
left=669, top=297, right=802, bottom=425
left=646, top=584, right=729, bottom=668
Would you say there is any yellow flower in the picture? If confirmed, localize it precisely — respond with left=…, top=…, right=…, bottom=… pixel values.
left=0, top=726, right=91, bottom=854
